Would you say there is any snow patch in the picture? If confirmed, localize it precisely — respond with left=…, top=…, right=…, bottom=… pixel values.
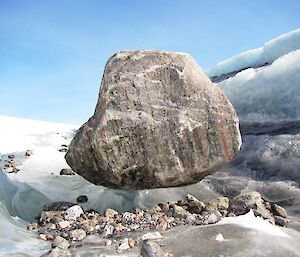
left=207, top=28, right=300, bottom=78
left=218, top=49, right=300, bottom=122
left=219, top=210, right=289, bottom=238
left=0, top=115, right=77, bottom=154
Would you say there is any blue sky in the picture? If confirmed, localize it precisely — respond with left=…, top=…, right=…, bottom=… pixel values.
left=1, top=0, right=300, bottom=124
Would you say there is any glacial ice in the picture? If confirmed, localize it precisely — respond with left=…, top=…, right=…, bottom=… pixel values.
left=218, top=49, right=300, bottom=122
left=206, top=48, right=263, bottom=78
left=207, top=28, right=300, bottom=78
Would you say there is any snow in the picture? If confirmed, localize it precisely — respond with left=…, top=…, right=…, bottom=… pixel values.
left=219, top=209, right=289, bottom=238
left=0, top=115, right=77, bottom=154
left=206, top=48, right=263, bottom=78
left=262, top=28, right=300, bottom=64
left=207, top=28, right=300, bottom=78
left=218, top=49, right=300, bottom=122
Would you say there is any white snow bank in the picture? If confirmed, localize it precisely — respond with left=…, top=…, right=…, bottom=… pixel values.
left=262, top=28, right=300, bottom=64
left=219, top=209, right=289, bottom=238
left=207, top=28, right=300, bottom=77
left=0, top=115, right=77, bottom=153
left=218, top=49, right=300, bottom=122
left=206, top=48, right=263, bottom=78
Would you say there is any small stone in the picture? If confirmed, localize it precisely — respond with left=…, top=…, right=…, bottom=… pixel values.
left=58, top=220, right=70, bottom=229
left=207, top=213, right=219, bottom=224
left=25, top=150, right=33, bottom=157
left=186, top=213, right=197, bottom=223
left=156, top=219, right=168, bottom=231
left=227, top=212, right=236, bottom=217
left=59, top=168, right=75, bottom=176
left=39, top=234, right=48, bottom=241
left=52, top=236, right=70, bottom=249
left=46, top=234, right=55, bottom=240
left=272, top=204, right=288, bottom=218
left=76, top=195, right=88, bottom=203
left=128, top=238, right=136, bottom=248
left=105, top=239, right=112, bottom=246
left=44, top=223, right=56, bottom=230
left=58, top=148, right=68, bottom=153
left=141, top=240, right=165, bottom=257
left=215, top=233, right=225, bottom=242
left=208, top=197, right=229, bottom=211
left=186, top=194, right=200, bottom=202
left=141, top=231, right=163, bottom=241
left=64, top=205, right=84, bottom=221
left=187, top=200, right=205, bottom=214
left=160, top=203, right=169, bottom=214
left=149, top=205, right=162, bottom=213
left=69, top=229, right=86, bottom=241
left=229, top=192, right=272, bottom=219
left=170, top=204, right=188, bottom=218
left=117, top=238, right=130, bottom=251
left=104, top=208, right=118, bottom=218
left=103, top=224, right=114, bottom=238
left=41, top=247, right=72, bottom=257
left=274, top=216, right=288, bottom=227
left=27, top=223, right=38, bottom=230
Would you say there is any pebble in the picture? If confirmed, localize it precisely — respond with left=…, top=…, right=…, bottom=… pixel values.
left=128, top=237, right=136, bottom=248
left=156, top=219, right=168, bottom=231
left=59, top=168, right=75, bottom=176
left=209, top=197, right=229, bottom=211
left=272, top=203, right=288, bottom=218
left=274, top=215, right=288, bottom=227
left=52, top=236, right=70, bottom=249
left=27, top=223, right=38, bottom=230
left=117, top=238, right=130, bottom=251
left=69, top=229, right=86, bottom=241
left=39, top=234, right=48, bottom=241
left=141, top=231, right=163, bottom=241
left=207, top=213, right=219, bottom=224
left=58, top=220, right=70, bottom=229
left=141, top=240, right=165, bottom=257
left=105, top=239, right=112, bottom=246
left=76, top=195, right=88, bottom=203
left=103, top=224, right=114, bottom=238
left=105, top=208, right=118, bottom=218
left=41, top=247, right=72, bottom=257
left=64, top=205, right=84, bottom=221
left=25, top=150, right=33, bottom=157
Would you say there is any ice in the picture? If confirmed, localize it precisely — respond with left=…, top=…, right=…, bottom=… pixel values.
left=262, top=28, right=300, bottom=64
left=207, top=28, right=300, bottom=78
left=219, top=209, right=289, bottom=237
left=0, top=115, right=76, bottom=154
left=206, top=48, right=263, bottom=78
left=218, top=49, right=300, bottom=122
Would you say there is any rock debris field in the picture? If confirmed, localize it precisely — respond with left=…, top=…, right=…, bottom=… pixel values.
left=28, top=191, right=288, bottom=257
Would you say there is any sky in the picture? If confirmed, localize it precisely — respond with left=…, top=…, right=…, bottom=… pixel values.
left=1, top=0, right=300, bottom=124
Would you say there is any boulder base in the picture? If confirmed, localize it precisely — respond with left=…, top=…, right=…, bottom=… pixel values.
left=66, top=50, right=241, bottom=189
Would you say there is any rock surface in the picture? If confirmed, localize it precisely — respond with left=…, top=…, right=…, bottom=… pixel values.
left=66, top=50, right=241, bottom=189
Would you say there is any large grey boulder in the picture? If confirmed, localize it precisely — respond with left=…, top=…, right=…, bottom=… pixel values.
left=66, top=50, right=241, bottom=189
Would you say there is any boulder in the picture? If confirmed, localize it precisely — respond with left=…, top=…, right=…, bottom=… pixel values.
left=66, top=50, right=241, bottom=189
